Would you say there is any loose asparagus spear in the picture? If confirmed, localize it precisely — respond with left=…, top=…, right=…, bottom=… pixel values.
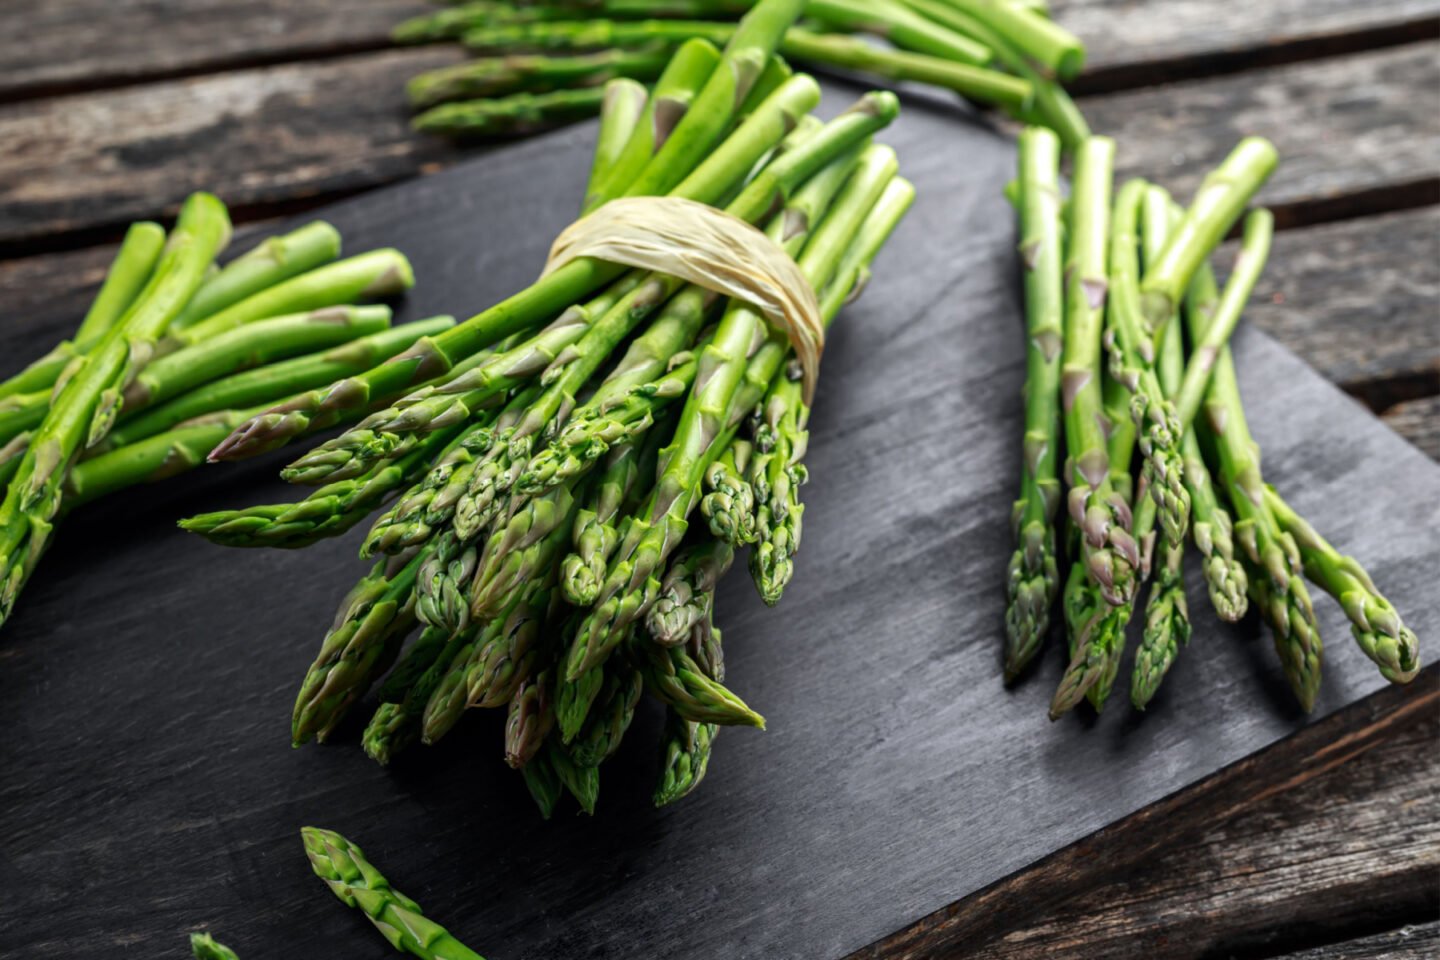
left=1003, top=126, right=1064, bottom=680
left=172, top=221, right=342, bottom=330
left=415, top=87, right=609, bottom=137
left=1139, top=137, right=1278, bottom=328
left=408, top=48, right=668, bottom=110
left=301, top=827, right=487, bottom=960
left=0, top=192, right=232, bottom=630
left=189, top=932, right=240, bottom=960
left=167, top=249, right=414, bottom=351
left=0, top=221, right=166, bottom=403
left=1265, top=488, right=1420, bottom=685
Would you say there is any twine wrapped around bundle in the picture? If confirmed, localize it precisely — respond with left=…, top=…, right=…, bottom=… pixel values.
left=543, top=196, right=825, bottom=403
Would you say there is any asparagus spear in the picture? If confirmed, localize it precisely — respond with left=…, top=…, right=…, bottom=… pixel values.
left=423, top=589, right=547, bottom=743
left=415, top=87, right=610, bottom=137
left=189, top=933, right=240, bottom=960
left=588, top=78, right=650, bottom=196
left=363, top=622, right=478, bottom=764
left=1139, top=137, right=1278, bottom=328
left=936, top=0, right=1085, bottom=80
left=167, top=249, right=413, bottom=351
left=409, top=48, right=668, bottom=111
left=172, top=221, right=342, bottom=330
left=107, top=316, right=455, bottom=451
left=646, top=536, right=735, bottom=643
left=804, top=0, right=993, bottom=66
left=561, top=429, right=662, bottom=605
left=700, top=439, right=758, bottom=545
left=655, top=707, right=717, bottom=806
left=629, top=629, right=765, bottom=726
left=301, top=827, right=487, bottom=960
left=1265, top=488, right=1420, bottom=685
left=0, top=222, right=166, bottom=403
left=1003, top=126, right=1064, bottom=680
left=0, top=192, right=232, bottom=630
left=568, top=664, right=644, bottom=766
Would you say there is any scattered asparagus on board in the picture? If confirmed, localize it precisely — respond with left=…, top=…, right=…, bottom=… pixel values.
left=392, top=0, right=1089, bottom=147
left=0, top=206, right=440, bottom=632
left=1002, top=131, right=1421, bottom=717
left=188, top=0, right=914, bottom=815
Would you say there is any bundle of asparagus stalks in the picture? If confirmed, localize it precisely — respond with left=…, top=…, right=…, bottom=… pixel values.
left=1004, top=128, right=1422, bottom=718
left=0, top=207, right=435, bottom=632
left=394, top=0, right=1090, bottom=148
left=186, top=0, right=913, bottom=815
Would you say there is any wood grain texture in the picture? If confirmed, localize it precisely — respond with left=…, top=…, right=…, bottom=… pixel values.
left=1278, top=922, right=1440, bottom=959
left=3, top=39, right=1438, bottom=252
left=1228, top=206, right=1440, bottom=409
left=0, top=92, right=1436, bottom=959
left=847, top=670, right=1439, bottom=960
left=0, top=0, right=431, bottom=102
left=0, top=47, right=464, bottom=255
left=1084, top=42, right=1440, bottom=228
left=1383, top=395, right=1440, bottom=461
left=1053, top=0, right=1440, bottom=92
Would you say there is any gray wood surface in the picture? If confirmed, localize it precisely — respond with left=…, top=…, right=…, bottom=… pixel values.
left=1278, top=922, right=1440, bottom=959
left=0, top=90, right=1435, bottom=959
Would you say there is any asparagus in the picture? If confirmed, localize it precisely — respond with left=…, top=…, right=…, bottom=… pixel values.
left=292, top=553, right=423, bottom=745
left=396, top=0, right=753, bottom=41
left=655, top=708, right=717, bottom=806
left=189, top=933, right=240, bottom=960
left=563, top=139, right=899, bottom=684
left=561, top=430, right=661, bottom=605
left=463, top=21, right=1034, bottom=114
left=172, top=221, right=342, bottom=330
left=567, top=664, right=644, bottom=766
left=0, top=222, right=166, bottom=403
left=107, top=316, right=456, bottom=451
left=506, top=660, right=557, bottom=766
left=748, top=367, right=808, bottom=604
left=646, top=536, right=735, bottom=643
left=588, top=78, right=650, bottom=196
left=804, top=0, right=992, bottom=67
left=468, top=483, right=581, bottom=618
left=209, top=35, right=839, bottom=463
left=0, top=192, right=232, bottom=629
left=521, top=747, right=564, bottom=817
left=1003, top=126, right=1064, bottom=680
left=1266, top=488, right=1420, bottom=685
left=410, top=48, right=668, bottom=111
left=423, top=590, right=546, bottom=743
left=937, top=0, right=1085, bottom=80
left=1139, top=137, right=1278, bottom=328
left=168, top=249, right=414, bottom=351
left=699, top=439, right=757, bottom=545
left=1190, top=272, right=1322, bottom=713
left=415, top=86, right=610, bottom=137
left=301, top=827, right=487, bottom=960
left=629, top=630, right=765, bottom=726
left=363, top=622, right=477, bottom=764
left=546, top=737, right=601, bottom=812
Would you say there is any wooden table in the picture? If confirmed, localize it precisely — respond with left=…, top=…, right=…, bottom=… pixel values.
left=2, top=3, right=1436, bottom=957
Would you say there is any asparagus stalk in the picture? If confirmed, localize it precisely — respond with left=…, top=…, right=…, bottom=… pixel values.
left=568, top=664, right=644, bottom=766
left=805, top=0, right=993, bottom=66
left=936, top=0, right=1084, bottom=80
left=0, top=192, right=232, bottom=629
left=0, top=221, right=165, bottom=403
left=167, top=249, right=414, bottom=351
left=654, top=707, right=717, bottom=806
left=107, top=316, right=455, bottom=451
left=409, top=48, right=668, bottom=110
left=301, top=827, right=487, bottom=960
left=172, top=221, right=342, bottom=330
left=700, top=438, right=757, bottom=545
left=629, top=629, right=765, bottom=726
left=396, top=0, right=753, bottom=41
left=646, top=536, right=735, bottom=643
left=561, top=429, right=661, bottom=605
left=588, top=78, right=650, bottom=197
left=415, top=87, right=610, bottom=137
left=1003, top=126, right=1064, bottom=680
left=1139, top=137, right=1278, bottom=328
left=1265, top=488, right=1420, bottom=685
left=363, top=622, right=477, bottom=764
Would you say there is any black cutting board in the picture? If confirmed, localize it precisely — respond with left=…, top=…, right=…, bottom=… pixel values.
left=1, top=83, right=1435, bottom=960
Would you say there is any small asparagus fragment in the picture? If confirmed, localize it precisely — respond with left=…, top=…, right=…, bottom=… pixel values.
left=189, top=933, right=240, bottom=960
left=1003, top=126, right=1064, bottom=680
left=301, top=827, right=487, bottom=960
left=646, top=536, right=735, bottom=643
left=169, top=249, right=414, bottom=351
left=1266, top=487, right=1420, bottom=684
left=173, top=221, right=342, bottom=330
left=0, top=192, right=232, bottom=630
left=1139, top=137, right=1278, bottom=328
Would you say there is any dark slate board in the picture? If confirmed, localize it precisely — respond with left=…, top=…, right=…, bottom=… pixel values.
left=1, top=84, right=1436, bottom=960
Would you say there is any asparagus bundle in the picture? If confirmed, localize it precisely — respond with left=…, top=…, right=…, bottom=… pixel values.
left=1004, top=130, right=1422, bottom=717
left=189, top=4, right=914, bottom=814
left=394, top=0, right=1089, bottom=147
left=0, top=207, right=439, bottom=632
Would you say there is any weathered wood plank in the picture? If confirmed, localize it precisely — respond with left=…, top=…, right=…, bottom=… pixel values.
left=1230, top=206, right=1440, bottom=409
left=1383, top=395, right=1440, bottom=461
left=1054, top=0, right=1440, bottom=92
left=3, top=0, right=1436, bottom=102
left=847, top=669, right=1440, bottom=959
left=1084, top=42, right=1440, bottom=228
left=1277, top=922, right=1440, bottom=960
left=4, top=43, right=1435, bottom=254
left=0, top=47, right=465, bottom=256
left=0, top=0, right=430, bottom=102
